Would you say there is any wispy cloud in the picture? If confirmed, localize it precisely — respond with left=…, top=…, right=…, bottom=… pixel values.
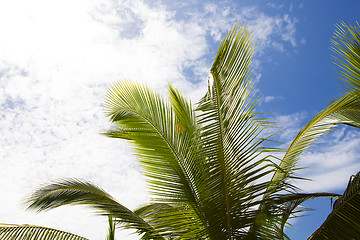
left=267, top=3, right=284, bottom=10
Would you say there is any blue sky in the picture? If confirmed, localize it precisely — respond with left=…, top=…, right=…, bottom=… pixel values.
left=0, top=0, right=359, bottom=239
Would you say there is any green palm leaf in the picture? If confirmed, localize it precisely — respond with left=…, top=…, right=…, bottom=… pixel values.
left=104, top=81, right=201, bottom=204
left=103, top=25, right=282, bottom=239
left=195, top=25, right=282, bottom=239
left=268, top=92, right=360, bottom=198
left=0, top=223, right=87, bottom=240
left=104, top=81, right=206, bottom=237
left=332, top=21, right=360, bottom=92
left=308, top=171, right=360, bottom=239
left=27, top=178, right=164, bottom=239
left=134, top=203, right=206, bottom=239
left=106, top=216, right=116, bottom=240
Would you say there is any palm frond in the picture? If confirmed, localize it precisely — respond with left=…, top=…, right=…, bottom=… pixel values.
left=104, top=81, right=200, bottom=203
left=268, top=92, right=360, bottom=197
left=195, top=25, right=280, bottom=239
left=134, top=203, right=206, bottom=239
left=104, top=80, right=208, bottom=236
left=27, top=178, right=164, bottom=239
left=0, top=223, right=87, bottom=240
left=332, top=21, right=360, bottom=92
left=308, top=171, right=360, bottom=239
left=253, top=192, right=341, bottom=239
left=106, top=216, right=116, bottom=240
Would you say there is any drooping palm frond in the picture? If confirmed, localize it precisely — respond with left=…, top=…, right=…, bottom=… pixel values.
left=332, top=21, right=360, bottom=92
left=254, top=191, right=341, bottom=240
left=0, top=223, right=88, bottom=240
left=267, top=92, right=360, bottom=198
left=308, top=171, right=360, bottom=239
left=27, top=178, right=165, bottom=239
left=103, top=81, right=206, bottom=237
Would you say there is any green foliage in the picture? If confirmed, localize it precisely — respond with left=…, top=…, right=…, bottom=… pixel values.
left=27, top=178, right=164, bottom=239
left=25, top=23, right=360, bottom=239
left=332, top=22, right=360, bottom=93
left=107, top=216, right=116, bottom=240
left=0, top=224, right=88, bottom=240
left=308, top=172, right=360, bottom=239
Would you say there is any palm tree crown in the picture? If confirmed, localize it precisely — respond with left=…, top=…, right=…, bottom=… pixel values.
left=19, top=23, right=360, bottom=239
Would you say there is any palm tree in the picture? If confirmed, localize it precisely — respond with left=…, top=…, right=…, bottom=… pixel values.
left=17, top=23, right=360, bottom=239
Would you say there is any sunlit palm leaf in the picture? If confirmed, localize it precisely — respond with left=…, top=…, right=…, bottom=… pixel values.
left=27, top=178, right=164, bottom=239
left=104, top=81, right=206, bottom=237
left=0, top=224, right=87, bottom=240
left=268, top=92, right=360, bottom=197
left=104, top=81, right=200, bottom=203
left=196, top=25, right=281, bottom=239
left=332, top=21, right=360, bottom=92
left=308, top=171, right=360, bottom=239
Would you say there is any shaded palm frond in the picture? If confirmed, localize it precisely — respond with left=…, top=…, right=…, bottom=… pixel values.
left=308, top=171, right=360, bottom=239
left=27, top=178, right=164, bottom=239
left=0, top=223, right=88, bottom=240
left=134, top=203, right=206, bottom=239
left=332, top=21, right=360, bottom=92
left=106, top=216, right=116, bottom=240
left=252, top=192, right=341, bottom=239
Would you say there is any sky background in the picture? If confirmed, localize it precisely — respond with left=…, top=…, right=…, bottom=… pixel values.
left=0, top=0, right=359, bottom=239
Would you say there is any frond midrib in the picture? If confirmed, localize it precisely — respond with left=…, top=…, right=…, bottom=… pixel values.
left=211, top=72, right=233, bottom=239
left=269, top=94, right=360, bottom=189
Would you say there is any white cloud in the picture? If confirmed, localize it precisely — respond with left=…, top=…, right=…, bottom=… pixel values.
left=282, top=14, right=297, bottom=47
left=264, top=95, right=276, bottom=103
left=272, top=42, right=285, bottom=52
left=266, top=3, right=284, bottom=10
left=275, top=112, right=308, bottom=141
left=0, top=0, right=302, bottom=239
left=301, top=37, right=307, bottom=45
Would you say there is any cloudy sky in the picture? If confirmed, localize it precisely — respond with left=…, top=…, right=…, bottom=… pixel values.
left=0, top=0, right=359, bottom=239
